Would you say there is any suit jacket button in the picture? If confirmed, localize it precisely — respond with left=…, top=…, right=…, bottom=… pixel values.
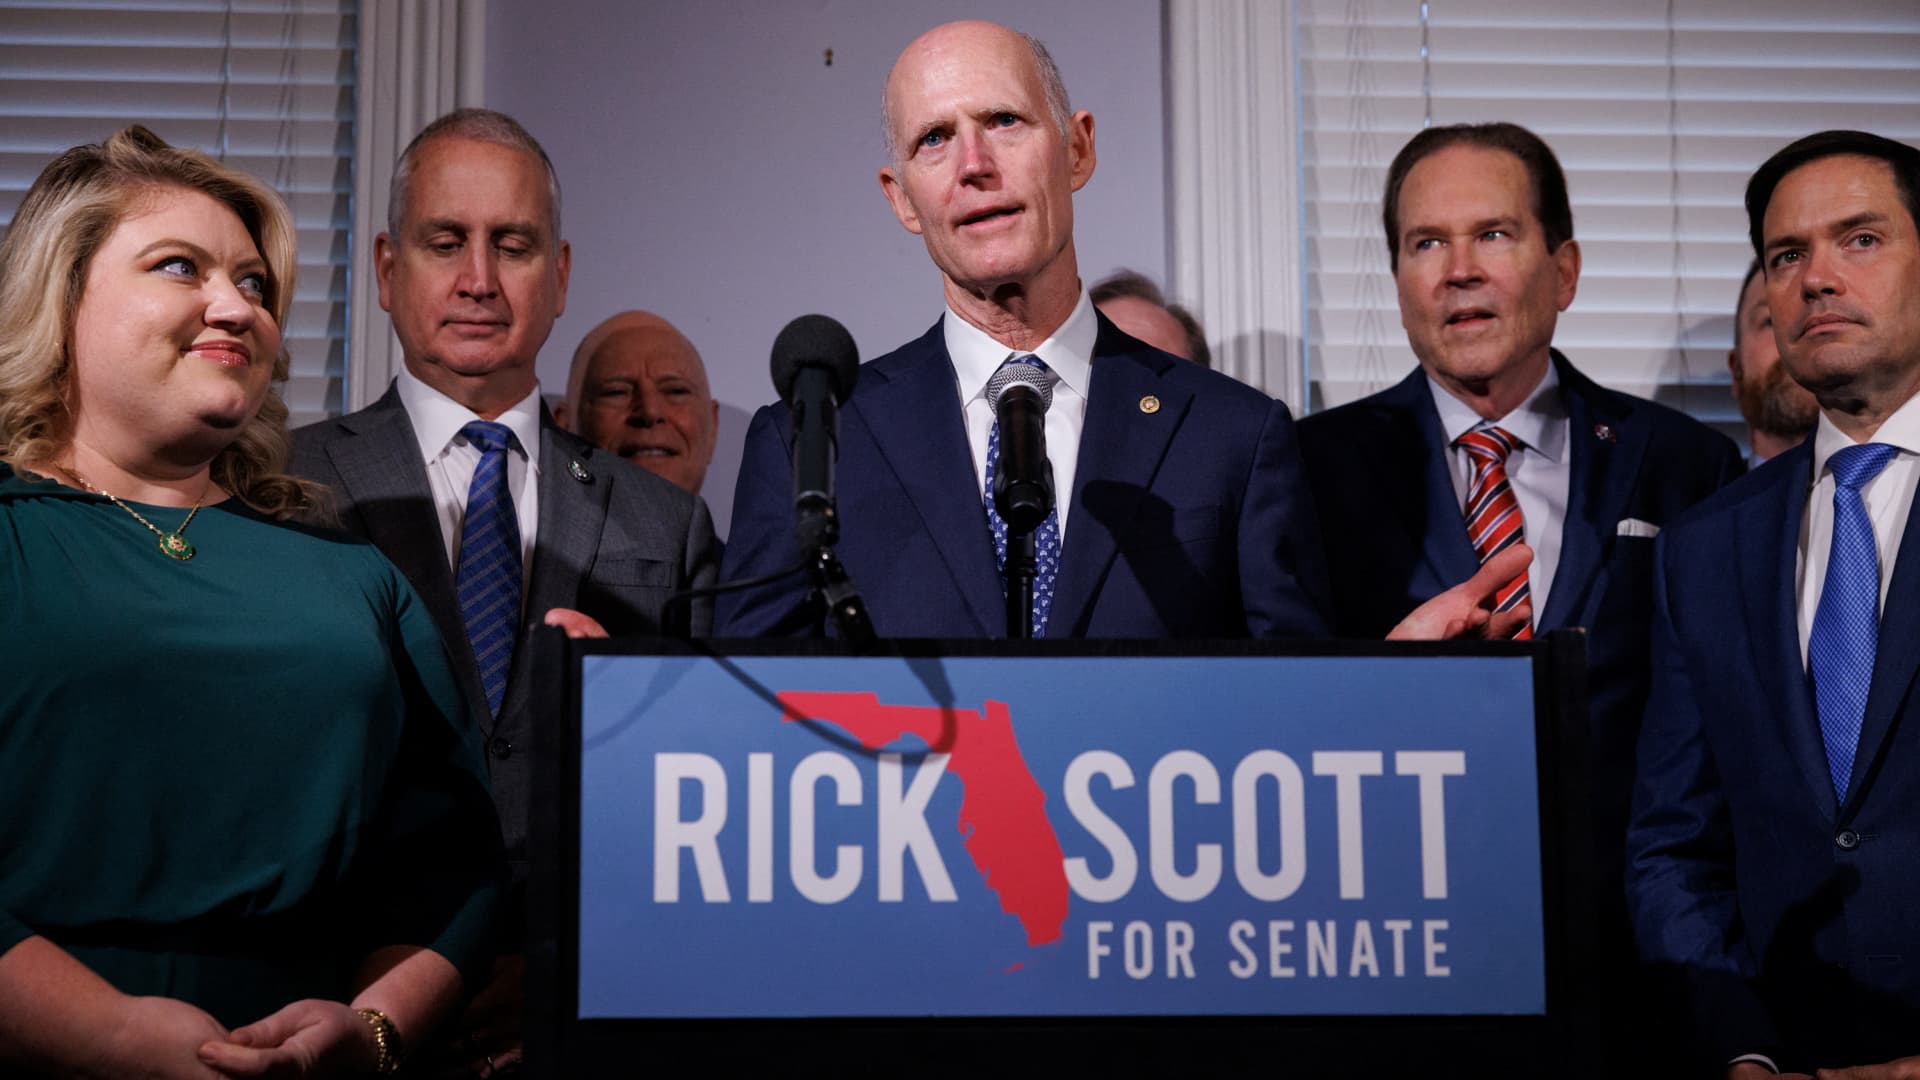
left=1836, top=829, right=1861, bottom=850
left=490, top=737, right=514, bottom=760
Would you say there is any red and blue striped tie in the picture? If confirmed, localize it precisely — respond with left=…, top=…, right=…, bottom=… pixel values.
left=457, top=420, right=522, bottom=716
left=1457, top=426, right=1532, bottom=640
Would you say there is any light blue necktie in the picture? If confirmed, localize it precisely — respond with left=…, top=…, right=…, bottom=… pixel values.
left=456, top=420, right=523, bottom=716
left=983, top=355, right=1062, bottom=638
left=1808, top=441, right=1899, bottom=803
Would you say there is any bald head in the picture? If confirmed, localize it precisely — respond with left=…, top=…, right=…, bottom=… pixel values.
left=559, top=311, right=718, bottom=493
left=881, top=20, right=1071, bottom=169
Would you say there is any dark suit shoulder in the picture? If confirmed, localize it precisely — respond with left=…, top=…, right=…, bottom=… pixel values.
left=1663, top=441, right=1807, bottom=545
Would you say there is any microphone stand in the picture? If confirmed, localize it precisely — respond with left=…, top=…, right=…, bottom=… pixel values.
left=807, top=543, right=875, bottom=647
left=1004, top=527, right=1037, bottom=640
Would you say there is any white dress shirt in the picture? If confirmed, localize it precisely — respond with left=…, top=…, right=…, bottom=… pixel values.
left=1795, top=394, right=1920, bottom=668
left=944, top=289, right=1096, bottom=541
left=394, top=366, right=543, bottom=582
left=1428, top=361, right=1572, bottom=625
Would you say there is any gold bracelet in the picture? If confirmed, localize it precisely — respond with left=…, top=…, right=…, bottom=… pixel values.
left=355, top=1007, right=403, bottom=1074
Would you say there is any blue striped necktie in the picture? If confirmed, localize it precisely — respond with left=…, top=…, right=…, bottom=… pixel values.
left=456, top=420, right=523, bottom=717
left=983, top=354, right=1063, bottom=638
left=1809, top=441, right=1899, bottom=803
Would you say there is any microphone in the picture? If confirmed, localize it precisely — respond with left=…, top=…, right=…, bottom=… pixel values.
left=770, top=315, right=860, bottom=552
left=985, top=361, right=1055, bottom=536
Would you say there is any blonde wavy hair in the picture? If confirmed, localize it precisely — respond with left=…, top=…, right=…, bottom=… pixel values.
left=0, top=125, right=316, bottom=517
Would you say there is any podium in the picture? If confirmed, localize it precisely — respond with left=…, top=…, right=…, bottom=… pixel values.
left=528, top=635, right=1593, bottom=1076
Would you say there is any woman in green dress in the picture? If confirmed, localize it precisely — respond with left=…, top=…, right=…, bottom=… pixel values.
left=0, top=128, right=503, bottom=1077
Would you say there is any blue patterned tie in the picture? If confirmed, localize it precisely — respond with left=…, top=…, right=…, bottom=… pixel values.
left=984, top=355, right=1063, bottom=638
left=1809, top=441, right=1899, bottom=803
left=456, top=420, right=523, bottom=716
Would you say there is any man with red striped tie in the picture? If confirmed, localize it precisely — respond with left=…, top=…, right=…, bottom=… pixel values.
left=1297, top=121, right=1743, bottom=1071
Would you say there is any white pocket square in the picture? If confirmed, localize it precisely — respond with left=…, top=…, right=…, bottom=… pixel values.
left=1616, top=518, right=1660, bottom=539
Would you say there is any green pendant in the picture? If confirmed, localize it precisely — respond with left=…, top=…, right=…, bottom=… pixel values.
left=159, top=532, right=195, bottom=561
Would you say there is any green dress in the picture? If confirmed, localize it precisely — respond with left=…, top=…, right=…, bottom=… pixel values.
left=0, top=466, right=503, bottom=1027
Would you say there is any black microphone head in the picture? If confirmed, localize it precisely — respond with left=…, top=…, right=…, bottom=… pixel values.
left=770, top=314, right=859, bottom=402
left=985, top=360, right=1054, bottom=412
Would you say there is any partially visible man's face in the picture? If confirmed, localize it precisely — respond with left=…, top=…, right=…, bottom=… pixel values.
left=1391, top=144, right=1579, bottom=395
left=1728, top=268, right=1819, bottom=441
left=879, top=21, right=1095, bottom=304
left=565, top=316, right=717, bottom=493
left=1097, top=294, right=1191, bottom=360
left=1762, top=154, right=1920, bottom=407
left=377, top=135, right=570, bottom=405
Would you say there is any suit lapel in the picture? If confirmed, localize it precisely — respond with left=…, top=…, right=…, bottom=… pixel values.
left=1846, top=479, right=1920, bottom=811
left=1739, top=443, right=1833, bottom=819
left=851, top=325, right=1002, bottom=635
left=324, top=386, right=489, bottom=724
left=1542, top=355, right=1646, bottom=630
left=1382, top=369, right=1483, bottom=591
left=524, top=417, right=609, bottom=624
left=1047, top=323, right=1193, bottom=636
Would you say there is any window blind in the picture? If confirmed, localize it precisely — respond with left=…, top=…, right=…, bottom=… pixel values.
left=1297, top=0, right=1920, bottom=444
left=0, top=0, right=356, bottom=428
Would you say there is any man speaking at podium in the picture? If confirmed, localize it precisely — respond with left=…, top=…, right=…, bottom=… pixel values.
left=719, top=20, right=1516, bottom=642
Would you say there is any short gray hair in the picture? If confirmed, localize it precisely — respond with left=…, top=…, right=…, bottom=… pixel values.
left=387, top=108, right=563, bottom=245
left=881, top=28, right=1072, bottom=168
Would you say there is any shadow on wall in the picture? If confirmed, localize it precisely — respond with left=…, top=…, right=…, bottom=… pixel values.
left=1651, top=310, right=1745, bottom=454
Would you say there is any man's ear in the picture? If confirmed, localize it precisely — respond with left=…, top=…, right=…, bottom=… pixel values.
left=1554, top=238, right=1581, bottom=312
left=1067, top=110, right=1097, bottom=193
left=374, top=232, right=396, bottom=313
left=880, top=166, right=925, bottom=236
left=554, top=239, right=572, bottom=317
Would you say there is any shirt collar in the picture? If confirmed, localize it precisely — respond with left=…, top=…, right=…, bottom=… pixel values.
left=943, top=288, right=1097, bottom=403
left=1811, top=387, right=1920, bottom=480
left=395, top=366, right=545, bottom=470
left=1427, top=357, right=1568, bottom=463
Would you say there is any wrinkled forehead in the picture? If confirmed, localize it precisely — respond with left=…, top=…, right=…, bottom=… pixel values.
left=885, top=27, right=1045, bottom=139
left=402, top=135, right=556, bottom=234
left=589, top=326, right=707, bottom=385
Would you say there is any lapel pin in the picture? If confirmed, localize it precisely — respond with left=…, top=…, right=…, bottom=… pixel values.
left=1139, top=395, right=1161, bottom=415
left=568, top=459, right=592, bottom=483
left=1593, top=423, right=1616, bottom=443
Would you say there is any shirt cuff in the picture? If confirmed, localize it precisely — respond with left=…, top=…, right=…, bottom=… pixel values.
left=1728, top=1052, right=1779, bottom=1074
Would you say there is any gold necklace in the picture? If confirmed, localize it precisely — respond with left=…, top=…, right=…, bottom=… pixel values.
left=71, top=471, right=209, bottom=562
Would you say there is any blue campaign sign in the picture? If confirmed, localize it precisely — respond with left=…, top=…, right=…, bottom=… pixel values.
left=576, top=652, right=1545, bottom=1020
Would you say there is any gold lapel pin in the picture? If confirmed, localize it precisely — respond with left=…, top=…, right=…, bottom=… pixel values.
left=1139, top=395, right=1161, bottom=415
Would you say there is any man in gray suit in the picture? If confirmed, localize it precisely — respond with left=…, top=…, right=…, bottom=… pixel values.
left=292, top=108, right=717, bottom=1072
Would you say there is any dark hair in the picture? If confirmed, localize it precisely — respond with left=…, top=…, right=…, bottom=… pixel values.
left=1090, top=269, right=1213, bottom=368
left=1381, top=122, right=1574, bottom=273
left=1731, top=259, right=1762, bottom=348
left=1744, top=130, right=1920, bottom=261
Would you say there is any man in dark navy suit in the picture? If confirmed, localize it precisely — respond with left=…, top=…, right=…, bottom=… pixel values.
left=1296, top=122, right=1743, bottom=1068
left=1629, top=131, right=1920, bottom=1077
left=719, top=20, right=1522, bottom=642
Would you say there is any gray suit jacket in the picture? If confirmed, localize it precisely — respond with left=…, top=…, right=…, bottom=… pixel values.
left=291, top=382, right=718, bottom=892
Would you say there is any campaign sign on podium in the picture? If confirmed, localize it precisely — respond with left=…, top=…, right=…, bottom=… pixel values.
left=556, top=640, right=1571, bottom=1031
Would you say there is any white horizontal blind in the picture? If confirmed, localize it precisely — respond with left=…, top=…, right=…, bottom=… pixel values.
left=0, top=0, right=356, bottom=428
left=1297, top=0, right=1920, bottom=443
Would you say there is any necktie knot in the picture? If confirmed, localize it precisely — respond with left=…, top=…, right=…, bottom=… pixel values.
left=462, top=420, right=515, bottom=456
left=1829, top=442, right=1898, bottom=491
left=1457, top=425, right=1520, bottom=467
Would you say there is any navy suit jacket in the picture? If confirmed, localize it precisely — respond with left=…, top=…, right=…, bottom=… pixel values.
left=1628, top=439, right=1920, bottom=1069
left=717, top=314, right=1330, bottom=639
left=293, top=383, right=719, bottom=889
left=1297, top=352, right=1743, bottom=959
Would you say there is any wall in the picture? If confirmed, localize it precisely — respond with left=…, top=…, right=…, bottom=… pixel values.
left=486, top=0, right=1167, bottom=537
